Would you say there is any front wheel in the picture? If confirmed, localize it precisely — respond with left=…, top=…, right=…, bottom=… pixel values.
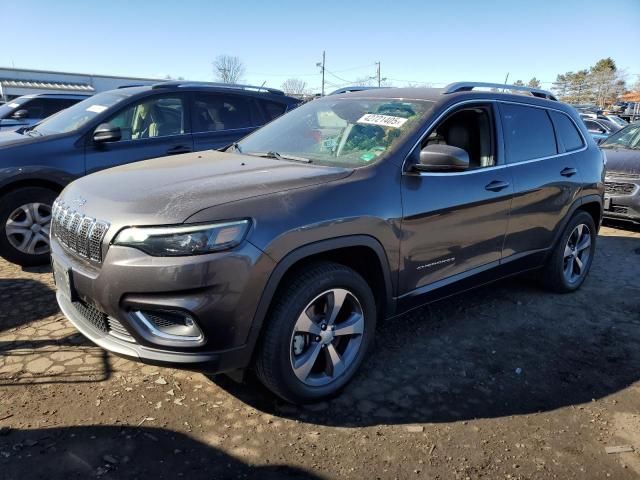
left=542, top=210, right=596, bottom=293
left=0, top=187, right=57, bottom=266
left=255, top=262, right=377, bottom=404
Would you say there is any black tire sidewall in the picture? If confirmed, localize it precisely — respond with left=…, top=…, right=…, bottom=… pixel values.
left=0, top=187, right=58, bottom=266
left=259, top=263, right=377, bottom=403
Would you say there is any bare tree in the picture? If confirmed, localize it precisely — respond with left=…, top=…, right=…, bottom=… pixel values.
left=281, top=78, right=308, bottom=95
left=213, top=55, right=245, bottom=84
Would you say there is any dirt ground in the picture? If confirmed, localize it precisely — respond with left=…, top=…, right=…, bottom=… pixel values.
left=1, top=222, right=639, bottom=480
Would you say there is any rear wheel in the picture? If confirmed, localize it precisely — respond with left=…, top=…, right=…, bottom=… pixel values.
left=255, top=262, right=376, bottom=403
left=0, top=187, right=57, bottom=266
left=542, top=210, right=596, bottom=293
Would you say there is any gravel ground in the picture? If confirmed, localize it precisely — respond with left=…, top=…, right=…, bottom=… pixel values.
left=1, top=223, right=639, bottom=479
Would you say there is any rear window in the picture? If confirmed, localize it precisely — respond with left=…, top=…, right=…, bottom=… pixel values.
left=500, top=103, right=557, bottom=163
left=549, top=111, right=584, bottom=152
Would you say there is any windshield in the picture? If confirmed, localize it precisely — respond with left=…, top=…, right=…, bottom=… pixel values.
left=607, top=116, right=628, bottom=127
left=31, top=90, right=134, bottom=136
left=601, top=124, right=640, bottom=150
left=237, top=97, right=434, bottom=167
left=0, top=97, right=28, bottom=119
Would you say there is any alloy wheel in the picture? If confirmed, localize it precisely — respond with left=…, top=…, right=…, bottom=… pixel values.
left=289, top=288, right=365, bottom=387
left=5, top=202, right=52, bottom=255
left=563, top=223, right=591, bottom=284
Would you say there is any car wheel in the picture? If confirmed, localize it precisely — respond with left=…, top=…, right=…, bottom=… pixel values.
left=542, top=210, right=596, bottom=293
left=255, top=262, right=377, bottom=404
left=0, top=187, right=58, bottom=266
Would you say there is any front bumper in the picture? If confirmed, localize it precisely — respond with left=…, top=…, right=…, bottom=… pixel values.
left=51, top=237, right=275, bottom=373
left=603, top=175, right=640, bottom=222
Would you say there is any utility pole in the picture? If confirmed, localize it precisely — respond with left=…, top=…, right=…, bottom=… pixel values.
left=376, top=61, right=381, bottom=87
left=316, top=51, right=326, bottom=96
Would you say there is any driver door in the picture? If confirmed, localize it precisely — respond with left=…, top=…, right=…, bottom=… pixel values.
left=399, top=103, right=513, bottom=306
left=84, top=94, right=193, bottom=174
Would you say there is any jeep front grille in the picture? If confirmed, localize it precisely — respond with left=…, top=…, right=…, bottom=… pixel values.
left=604, top=182, right=636, bottom=196
left=51, top=200, right=110, bottom=263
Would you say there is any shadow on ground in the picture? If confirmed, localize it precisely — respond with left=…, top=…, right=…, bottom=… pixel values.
left=0, top=278, right=58, bottom=332
left=213, top=232, right=640, bottom=427
left=0, top=425, right=320, bottom=480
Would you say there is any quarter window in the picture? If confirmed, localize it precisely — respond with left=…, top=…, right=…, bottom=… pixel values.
left=549, top=111, right=584, bottom=152
left=500, top=103, right=557, bottom=163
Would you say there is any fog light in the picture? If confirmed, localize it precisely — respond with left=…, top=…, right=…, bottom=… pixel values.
left=131, top=309, right=205, bottom=347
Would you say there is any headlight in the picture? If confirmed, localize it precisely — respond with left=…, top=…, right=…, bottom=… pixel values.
left=113, top=220, right=250, bottom=256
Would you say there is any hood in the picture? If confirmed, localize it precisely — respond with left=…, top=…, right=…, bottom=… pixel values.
left=603, top=147, right=640, bottom=175
left=60, top=150, right=352, bottom=228
left=0, top=129, right=39, bottom=148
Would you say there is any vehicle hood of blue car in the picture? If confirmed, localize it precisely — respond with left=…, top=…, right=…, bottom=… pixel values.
left=0, top=129, right=46, bottom=149
left=59, top=150, right=353, bottom=228
left=604, top=147, right=640, bottom=175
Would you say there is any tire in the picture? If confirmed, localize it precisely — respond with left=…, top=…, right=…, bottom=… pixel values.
left=255, top=261, right=377, bottom=404
left=0, top=187, right=58, bottom=266
left=541, top=210, right=596, bottom=293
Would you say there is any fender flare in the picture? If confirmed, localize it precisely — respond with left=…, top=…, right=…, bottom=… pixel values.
left=244, top=235, right=395, bottom=361
left=549, top=194, right=602, bottom=252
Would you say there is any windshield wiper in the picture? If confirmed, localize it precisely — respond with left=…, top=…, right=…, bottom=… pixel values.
left=24, top=127, right=43, bottom=137
left=246, top=151, right=312, bottom=163
left=226, top=142, right=243, bottom=153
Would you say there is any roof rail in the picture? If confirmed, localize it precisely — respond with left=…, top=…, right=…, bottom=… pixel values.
left=151, top=80, right=284, bottom=95
left=444, top=82, right=558, bottom=101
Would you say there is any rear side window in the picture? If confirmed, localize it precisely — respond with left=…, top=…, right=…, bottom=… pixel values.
left=500, top=103, right=557, bottom=163
left=549, top=111, right=584, bottom=152
left=259, top=100, right=287, bottom=121
left=192, top=93, right=262, bottom=133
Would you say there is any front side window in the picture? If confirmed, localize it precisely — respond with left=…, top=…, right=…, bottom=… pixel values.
left=192, top=93, right=260, bottom=133
left=237, top=98, right=433, bottom=167
left=108, top=96, right=185, bottom=141
left=500, top=103, right=557, bottom=163
left=421, top=105, right=495, bottom=169
left=549, top=111, right=584, bottom=152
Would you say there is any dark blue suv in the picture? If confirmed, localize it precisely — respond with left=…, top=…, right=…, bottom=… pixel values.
left=0, top=81, right=300, bottom=266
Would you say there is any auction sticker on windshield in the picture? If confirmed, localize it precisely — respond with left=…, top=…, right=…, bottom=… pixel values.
left=86, top=105, right=108, bottom=113
left=357, top=113, right=408, bottom=128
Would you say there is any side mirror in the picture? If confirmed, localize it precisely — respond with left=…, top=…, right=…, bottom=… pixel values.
left=93, top=123, right=121, bottom=143
left=414, top=144, right=469, bottom=172
left=12, top=109, right=28, bottom=120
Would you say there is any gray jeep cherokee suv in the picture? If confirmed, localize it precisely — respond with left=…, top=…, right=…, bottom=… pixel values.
left=51, top=82, right=605, bottom=403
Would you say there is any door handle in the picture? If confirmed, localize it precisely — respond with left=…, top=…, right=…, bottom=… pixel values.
left=560, top=167, right=577, bottom=177
left=166, top=145, right=192, bottom=155
left=485, top=180, right=510, bottom=192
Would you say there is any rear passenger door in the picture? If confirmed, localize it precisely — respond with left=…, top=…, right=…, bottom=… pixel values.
left=499, top=103, right=584, bottom=261
left=191, top=93, right=265, bottom=151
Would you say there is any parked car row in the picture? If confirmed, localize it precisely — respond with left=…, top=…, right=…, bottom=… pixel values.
left=0, top=81, right=300, bottom=265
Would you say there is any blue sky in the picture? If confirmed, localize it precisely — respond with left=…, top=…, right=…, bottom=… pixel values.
left=3, top=0, right=639, bottom=92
